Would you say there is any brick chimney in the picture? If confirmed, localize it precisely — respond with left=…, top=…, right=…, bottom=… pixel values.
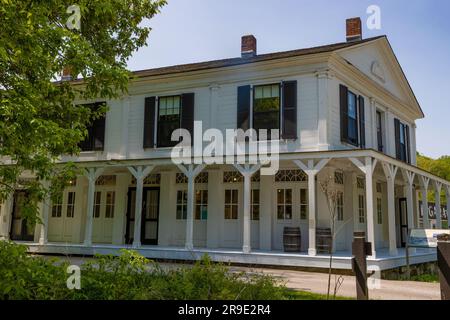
left=241, top=35, right=257, bottom=58
left=61, top=66, right=72, bottom=81
left=346, top=17, right=362, bottom=42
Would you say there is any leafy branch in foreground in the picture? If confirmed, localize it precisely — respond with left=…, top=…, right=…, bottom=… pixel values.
left=0, top=0, right=166, bottom=224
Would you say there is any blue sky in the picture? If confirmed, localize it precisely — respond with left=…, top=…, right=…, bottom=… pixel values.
left=127, top=0, right=450, bottom=158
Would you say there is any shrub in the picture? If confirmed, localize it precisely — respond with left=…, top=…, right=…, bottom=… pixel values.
left=0, top=241, right=301, bottom=300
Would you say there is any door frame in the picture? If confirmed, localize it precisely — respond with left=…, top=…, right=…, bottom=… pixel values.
left=9, top=190, right=34, bottom=241
left=399, top=198, right=408, bottom=247
left=125, top=187, right=160, bottom=245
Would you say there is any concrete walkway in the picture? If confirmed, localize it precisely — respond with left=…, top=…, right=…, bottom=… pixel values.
left=44, top=255, right=441, bottom=300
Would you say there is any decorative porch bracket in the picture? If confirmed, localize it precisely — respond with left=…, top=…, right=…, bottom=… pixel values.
left=434, top=181, right=443, bottom=229
left=293, top=158, right=331, bottom=256
left=127, top=165, right=155, bottom=248
left=401, top=169, right=416, bottom=235
left=381, top=162, right=399, bottom=256
left=177, top=164, right=206, bottom=250
left=350, top=157, right=378, bottom=258
left=233, top=163, right=261, bottom=254
left=84, top=167, right=105, bottom=246
left=418, top=175, right=430, bottom=228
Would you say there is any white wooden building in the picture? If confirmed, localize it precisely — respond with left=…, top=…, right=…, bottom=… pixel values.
left=1, top=18, right=449, bottom=271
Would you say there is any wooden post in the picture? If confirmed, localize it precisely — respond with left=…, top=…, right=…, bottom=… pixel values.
left=437, top=239, right=450, bottom=300
left=352, top=231, right=371, bottom=300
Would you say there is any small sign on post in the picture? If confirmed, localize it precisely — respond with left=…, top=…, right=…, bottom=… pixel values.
left=352, top=231, right=372, bottom=300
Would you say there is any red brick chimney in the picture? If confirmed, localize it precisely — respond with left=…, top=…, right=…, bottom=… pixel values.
left=346, top=17, right=362, bottom=42
left=241, top=35, right=257, bottom=58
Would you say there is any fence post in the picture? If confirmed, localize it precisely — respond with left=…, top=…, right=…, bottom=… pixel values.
left=352, top=231, right=372, bottom=300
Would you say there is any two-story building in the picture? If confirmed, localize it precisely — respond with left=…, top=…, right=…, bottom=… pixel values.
left=1, top=18, right=449, bottom=271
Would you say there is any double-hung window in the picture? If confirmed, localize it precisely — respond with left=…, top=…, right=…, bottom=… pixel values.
left=340, top=85, right=365, bottom=148
left=158, top=96, right=181, bottom=148
left=251, top=189, right=260, bottom=221
left=253, top=84, right=280, bottom=137
left=176, top=190, right=187, bottom=220
left=395, top=119, right=411, bottom=163
left=347, top=91, right=358, bottom=145
left=195, top=190, right=208, bottom=220
left=376, top=111, right=384, bottom=152
left=79, top=102, right=106, bottom=151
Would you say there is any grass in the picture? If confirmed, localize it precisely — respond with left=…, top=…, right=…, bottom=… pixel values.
left=409, top=274, right=439, bottom=283
left=285, top=290, right=353, bottom=300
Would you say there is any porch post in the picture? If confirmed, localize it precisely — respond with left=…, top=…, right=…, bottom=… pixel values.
left=177, top=164, right=205, bottom=250
left=434, top=181, right=443, bottom=229
left=127, top=165, right=155, bottom=247
left=382, top=163, right=398, bottom=256
left=446, top=186, right=450, bottom=229
left=349, top=157, right=378, bottom=258
left=419, top=176, right=430, bottom=228
left=294, top=158, right=331, bottom=256
left=402, top=169, right=416, bottom=232
left=38, top=181, right=51, bottom=245
left=84, top=167, right=104, bottom=246
left=234, top=164, right=261, bottom=253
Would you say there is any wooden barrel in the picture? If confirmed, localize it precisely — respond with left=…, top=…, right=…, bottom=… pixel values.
left=283, top=227, right=301, bottom=252
left=316, top=228, right=332, bottom=253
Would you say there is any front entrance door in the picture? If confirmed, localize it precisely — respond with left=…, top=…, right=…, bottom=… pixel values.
left=10, top=191, right=34, bottom=241
left=399, top=198, right=408, bottom=247
left=125, top=187, right=160, bottom=245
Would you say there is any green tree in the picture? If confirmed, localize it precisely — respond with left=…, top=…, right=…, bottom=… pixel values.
left=0, top=0, right=166, bottom=225
left=417, top=152, right=450, bottom=203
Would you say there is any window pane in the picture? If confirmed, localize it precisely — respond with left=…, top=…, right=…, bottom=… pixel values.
left=285, top=205, right=292, bottom=220
left=232, top=205, right=238, bottom=219
left=285, top=189, right=292, bottom=204
left=277, top=189, right=284, bottom=204
left=232, top=190, right=238, bottom=204
left=277, top=205, right=284, bottom=219
left=348, top=92, right=357, bottom=119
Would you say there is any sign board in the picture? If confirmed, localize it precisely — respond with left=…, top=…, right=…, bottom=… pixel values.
left=408, top=229, right=450, bottom=248
left=418, top=201, right=448, bottom=220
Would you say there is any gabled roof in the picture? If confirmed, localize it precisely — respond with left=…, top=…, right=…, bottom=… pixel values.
left=131, top=36, right=386, bottom=78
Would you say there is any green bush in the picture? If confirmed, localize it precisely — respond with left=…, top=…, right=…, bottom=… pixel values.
left=0, top=241, right=293, bottom=300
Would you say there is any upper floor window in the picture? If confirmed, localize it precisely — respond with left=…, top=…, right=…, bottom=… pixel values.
left=143, top=93, right=195, bottom=149
left=253, top=84, right=280, bottom=136
left=340, top=85, right=365, bottom=148
left=158, top=96, right=181, bottom=148
left=237, top=81, right=298, bottom=140
left=376, top=110, right=384, bottom=152
left=394, top=119, right=411, bottom=164
left=79, top=102, right=106, bottom=152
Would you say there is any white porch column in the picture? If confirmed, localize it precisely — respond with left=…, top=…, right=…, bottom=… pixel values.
left=234, top=164, right=261, bottom=253
left=38, top=182, right=51, bottom=245
left=382, top=163, right=398, bottom=256
left=127, top=165, right=155, bottom=247
left=294, top=158, right=331, bottom=256
left=419, top=176, right=430, bottom=228
left=446, top=186, right=450, bottom=229
left=84, top=167, right=105, bottom=246
left=434, top=181, right=443, bottom=229
left=177, top=164, right=206, bottom=250
left=350, top=157, right=378, bottom=258
left=401, top=170, right=416, bottom=232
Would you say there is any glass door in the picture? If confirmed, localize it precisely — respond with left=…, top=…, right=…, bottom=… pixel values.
left=142, top=188, right=160, bottom=245
left=399, top=198, right=408, bottom=247
left=10, top=191, right=34, bottom=241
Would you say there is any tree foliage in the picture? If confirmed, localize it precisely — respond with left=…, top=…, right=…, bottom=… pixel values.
left=0, top=0, right=166, bottom=224
left=417, top=152, right=450, bottom=203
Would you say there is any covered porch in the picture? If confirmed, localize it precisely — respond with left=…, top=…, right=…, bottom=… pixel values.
left=2, top=149, right=449, bottom=269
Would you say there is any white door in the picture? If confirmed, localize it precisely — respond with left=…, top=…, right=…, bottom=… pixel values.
left=92, top=189, right=115, bottom=244
left=221, top=187, right=242, bottom=248
left=48, top=190, right=76, bottom=242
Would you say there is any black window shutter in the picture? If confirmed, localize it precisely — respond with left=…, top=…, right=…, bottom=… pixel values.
left=237, top=85, right=251, bottom=131
left=282, top=81, right=298, bottom=139
left=143, top=97, right=156, bottom=148
left=339, top=85, right=349, bottom=143
left=181, top=93, right=195, bottom=145
left=93, top=116, right=105, bottom=151
left=405, top=124, right=411, bottom=164
left=358, top=95, right=365, bottom=148
left=394, top=118, right=401, bottom=159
